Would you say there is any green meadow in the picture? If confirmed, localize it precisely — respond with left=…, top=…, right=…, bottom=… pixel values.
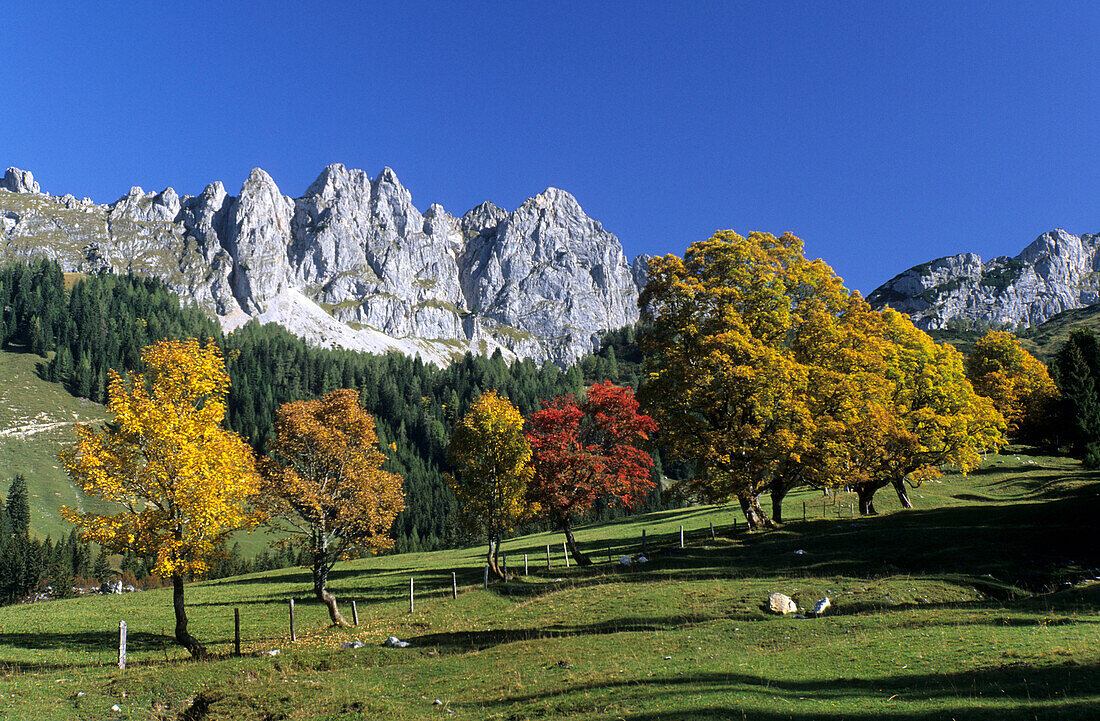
left=0, top=449, right=1094, bottom=719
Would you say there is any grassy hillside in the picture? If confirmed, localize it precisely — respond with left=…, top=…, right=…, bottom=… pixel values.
left=1017, top=303, right=1100, bottom=360
left=927, top=303, right=1100, bottom=362
left=0, top=449, right=1094, bottom=719
left=0, top=347, right=108, bottom=539
left=0, top=347, right=276, bottom=555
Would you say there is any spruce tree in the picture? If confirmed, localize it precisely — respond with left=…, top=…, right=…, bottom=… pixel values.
left=6, top=475, right=29, bottom=538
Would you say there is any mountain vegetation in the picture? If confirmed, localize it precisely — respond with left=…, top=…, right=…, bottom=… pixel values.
left=0, top=259, right=644, bottom=556
left=60, top=339, right=260, bottom=657
left=260, top=389, right=405, bottom=627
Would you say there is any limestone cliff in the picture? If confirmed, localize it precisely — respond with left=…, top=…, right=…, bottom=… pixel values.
left=0, top=165, right=646, bottom=366
left=867, top=228, right=1100, bottom=330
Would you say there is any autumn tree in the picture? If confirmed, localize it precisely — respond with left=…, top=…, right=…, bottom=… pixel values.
left=965, top=330, right=1059, bottom=443
left=60, top=339, right=259, bottom=658
left=447, top=391, right=533, bottom=579
left=638, top=230, right=843, bottom=529
left=844, top=309, right=1006, bottom=514
left=526, top=382, right=657, bottom=565
left=260, top=389, right=405, bottom=627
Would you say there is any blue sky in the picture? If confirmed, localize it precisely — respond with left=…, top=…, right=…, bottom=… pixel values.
left=5, top=2, right=1100, bottom=293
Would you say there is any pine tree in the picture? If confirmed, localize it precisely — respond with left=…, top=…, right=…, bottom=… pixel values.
left=6, top=475, right=29, bottom=538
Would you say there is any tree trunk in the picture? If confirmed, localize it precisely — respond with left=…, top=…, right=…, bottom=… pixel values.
left=561, top=516, right=592, bottom=566
left=892, top=478, right=914, bottom=509
left=769, top=481, right=789, bottom=525
left=486, top=536, right=505, bottom=580
left=738, top=494, right=777, bottom=531
left=312, top=560, right=351, bottom=628
left=856, top=485, right=878, bottom=516
left=172, top=573, right=206, bottom=658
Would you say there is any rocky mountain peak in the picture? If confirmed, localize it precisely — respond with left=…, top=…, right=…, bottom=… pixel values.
left=3, top=168, right=41, bottom=194
left=868, top=227, right=1100, bottom=330
left=0, top=163, right=646, bottom=367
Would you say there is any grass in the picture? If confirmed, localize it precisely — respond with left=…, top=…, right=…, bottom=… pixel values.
left=0, top=348, right=269, bottom=556
left=1017, top=303, right=1100, bottom=360
left=0, top=348, right=108, bottom=539
left=0, top=449, right=1095, bottom=719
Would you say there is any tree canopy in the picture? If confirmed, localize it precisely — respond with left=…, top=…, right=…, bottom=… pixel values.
left=966, top=330, right=1059, bottom=442
left=260, top=388, right=405, bottom=626
left=447, top=391, right=533, bottom=578
left=60, top=338, right=259, bottom=657
left=638, top=230, right=1006, bottom=525
left=526, top=382, right=656, bottom=564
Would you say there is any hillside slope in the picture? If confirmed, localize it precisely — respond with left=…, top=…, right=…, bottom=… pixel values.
left=0, top=348, right=107, bottom=539
left=0, top=450, right=1094, bottom=719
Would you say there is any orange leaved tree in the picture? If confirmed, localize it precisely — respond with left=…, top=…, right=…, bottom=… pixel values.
left=447, top=391, right=533, bottom=580
left=61, top=339, right=259, bottom=658
left=526, top=382, right=657, bottom=565
left=260, top=389, right=405, bottom=627
left=965, top=330, right=1059, bottom=442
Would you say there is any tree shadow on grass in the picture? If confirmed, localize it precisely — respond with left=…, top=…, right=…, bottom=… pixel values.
left=0, top=630, right=176, bottom=672
left=453, top=663, right=1100, bottom=721
left=405, top=614, right=716, bottom=653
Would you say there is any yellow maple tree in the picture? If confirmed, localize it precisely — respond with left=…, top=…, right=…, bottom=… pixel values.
left=639, top=230, right=1007, bottom=523
left=965, top=330, right=1059, bottom=440
left=639, top=230, right=841, bottom=528
left=447, top=391, right=533, bottom=579
left=844, top=309, right=1007, bottom=514
left=260, top=389, right=405, bottom=627
left=60, top=339, right=259, bottom=658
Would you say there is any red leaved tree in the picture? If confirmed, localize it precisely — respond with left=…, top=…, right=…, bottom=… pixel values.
left=526, top=382, right=658, bottom=566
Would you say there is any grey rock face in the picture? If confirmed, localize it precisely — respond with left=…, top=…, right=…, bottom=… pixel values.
left=0, top=164, right=645, bottom=366
left=2, top=168, right=41, bottom=194
left=867, top=228, right=1100, bottom=330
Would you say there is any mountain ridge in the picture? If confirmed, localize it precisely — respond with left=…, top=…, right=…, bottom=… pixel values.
left=867, top=227, right=1100, bottom=331
left=0, top=165, right=646, bottom=367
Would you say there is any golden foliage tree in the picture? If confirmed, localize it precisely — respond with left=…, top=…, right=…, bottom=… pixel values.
left=60, top=339, right=259, bottom=658
left=638, top=230, right=844, bottom=528
left=639, top=230, right=1007, bottom=524
left=965, top=330, right=1059, bottom=441
left=844, top=309, right=1007, bottom=514
left=447, top=391, right=533, bottom=579
left=260, top=389, right=405, bottom=627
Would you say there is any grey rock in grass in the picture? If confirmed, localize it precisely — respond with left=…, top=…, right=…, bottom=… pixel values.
left=767, top=592, right=797, bottom=615
left=383, top=635, right=410, bottom=648
left=340, top=640, right=365, bottom=649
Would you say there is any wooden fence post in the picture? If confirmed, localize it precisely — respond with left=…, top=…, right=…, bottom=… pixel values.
left=710, top=522, right=715, bottom=540
left=680, top=525, right=684, bottom=549
left=118, top=620, right=127, bottom=670
left=546, top=544, right=551, bottom=569
left=289, top=599, right=296, bottom=642
left=642, top=529, right=646, bottom=555
left=563, top=541, right=569, bottom=568
left=409, top=578, right=415, bottom=613
left=452, top=572, right=458, bottom=599
left=483, top=565, right=489, bottom=589
left=803, top=501, right=807, bottom=521
left=234, top=608, right=241, bottom=656
left=352, top=601, right=359, bottom=627
left=523, top=554, right=528, bottom=576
